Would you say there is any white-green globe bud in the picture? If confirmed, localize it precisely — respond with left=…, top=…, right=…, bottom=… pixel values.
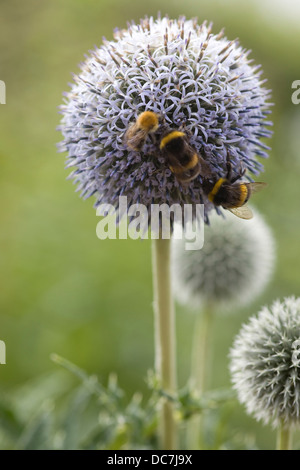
left=171, top=210, right=275, bottom=311
left=230, top=297, right=300, bottom=428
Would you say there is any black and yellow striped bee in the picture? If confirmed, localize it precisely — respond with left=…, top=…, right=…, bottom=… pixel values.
left=124, top=111, right=159, bottom=151
left=159, top=129, right=211, bottom=184
left=202, top=158, right=267, bottom=219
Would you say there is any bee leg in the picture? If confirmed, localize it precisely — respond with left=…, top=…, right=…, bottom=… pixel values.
left=226, top=150, right=247, bottom=183
left=226, top=161, right=233, bottom=180
left=149, top=133, right=157, bottom=145
left=224, top=149, right=233, bottom=178
left=231, top=166, right=246, bottom=183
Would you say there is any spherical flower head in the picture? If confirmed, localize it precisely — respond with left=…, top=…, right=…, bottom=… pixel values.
left=230, top=297, right=300, bottom=428
left=58, top=16, right=272, bottom=223
left=171, top=210, right=275, bottom=310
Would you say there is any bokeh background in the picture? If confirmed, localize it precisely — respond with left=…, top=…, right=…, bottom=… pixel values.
left=1, top=0, right=300, bottom=449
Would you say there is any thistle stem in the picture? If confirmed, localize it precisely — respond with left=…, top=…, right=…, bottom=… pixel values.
left=276, top=423, right=293, bottom=450
left=187, top=304, right=214, bottom=449
left=152, top=237, right=178, bottom=450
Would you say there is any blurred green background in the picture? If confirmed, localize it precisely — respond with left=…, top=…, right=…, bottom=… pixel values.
left=1, top=0, right=300, bottom=449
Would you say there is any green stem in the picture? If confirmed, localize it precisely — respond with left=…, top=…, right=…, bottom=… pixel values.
left=187, top=304, right=214, bottom=450
left=152, top=237, right=178, bottom=450
left=276, top=422, right=293, bottom=450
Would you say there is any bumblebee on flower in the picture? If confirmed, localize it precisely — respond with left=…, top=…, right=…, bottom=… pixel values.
left=58, top=15, right=272, bottom=227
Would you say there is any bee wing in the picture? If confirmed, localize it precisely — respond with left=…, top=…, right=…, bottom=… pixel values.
left=245, top=182, right=268, bottom=194
left=124, top=126, right=146, bottom=151
left=228, top=205, right=253, bottom=220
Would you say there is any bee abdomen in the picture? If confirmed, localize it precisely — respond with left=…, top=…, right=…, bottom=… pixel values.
left=182, top=152, right=199, bottom=170
left=207, top=178, right=226, bottom=203
left=237, top=183, right=250, bottom=206
left=208, top=179, right=250, bottom=208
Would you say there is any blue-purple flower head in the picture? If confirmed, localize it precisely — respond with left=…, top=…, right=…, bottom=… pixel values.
left=58, top=16, right=272, bottom=223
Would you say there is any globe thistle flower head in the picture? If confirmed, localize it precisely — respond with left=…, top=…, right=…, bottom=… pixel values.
left=58, top=15, right=272, bottom=225
left=230, top=297, right=300, bottom=428
left=171, top=210, right=275, bottom=311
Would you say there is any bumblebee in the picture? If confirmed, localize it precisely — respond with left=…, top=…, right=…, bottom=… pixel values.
left=159, top=130, right=211, bottom=184
left=125, top=111, right=159, bottom=151
left=202, top=159, right=267, bottom=219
